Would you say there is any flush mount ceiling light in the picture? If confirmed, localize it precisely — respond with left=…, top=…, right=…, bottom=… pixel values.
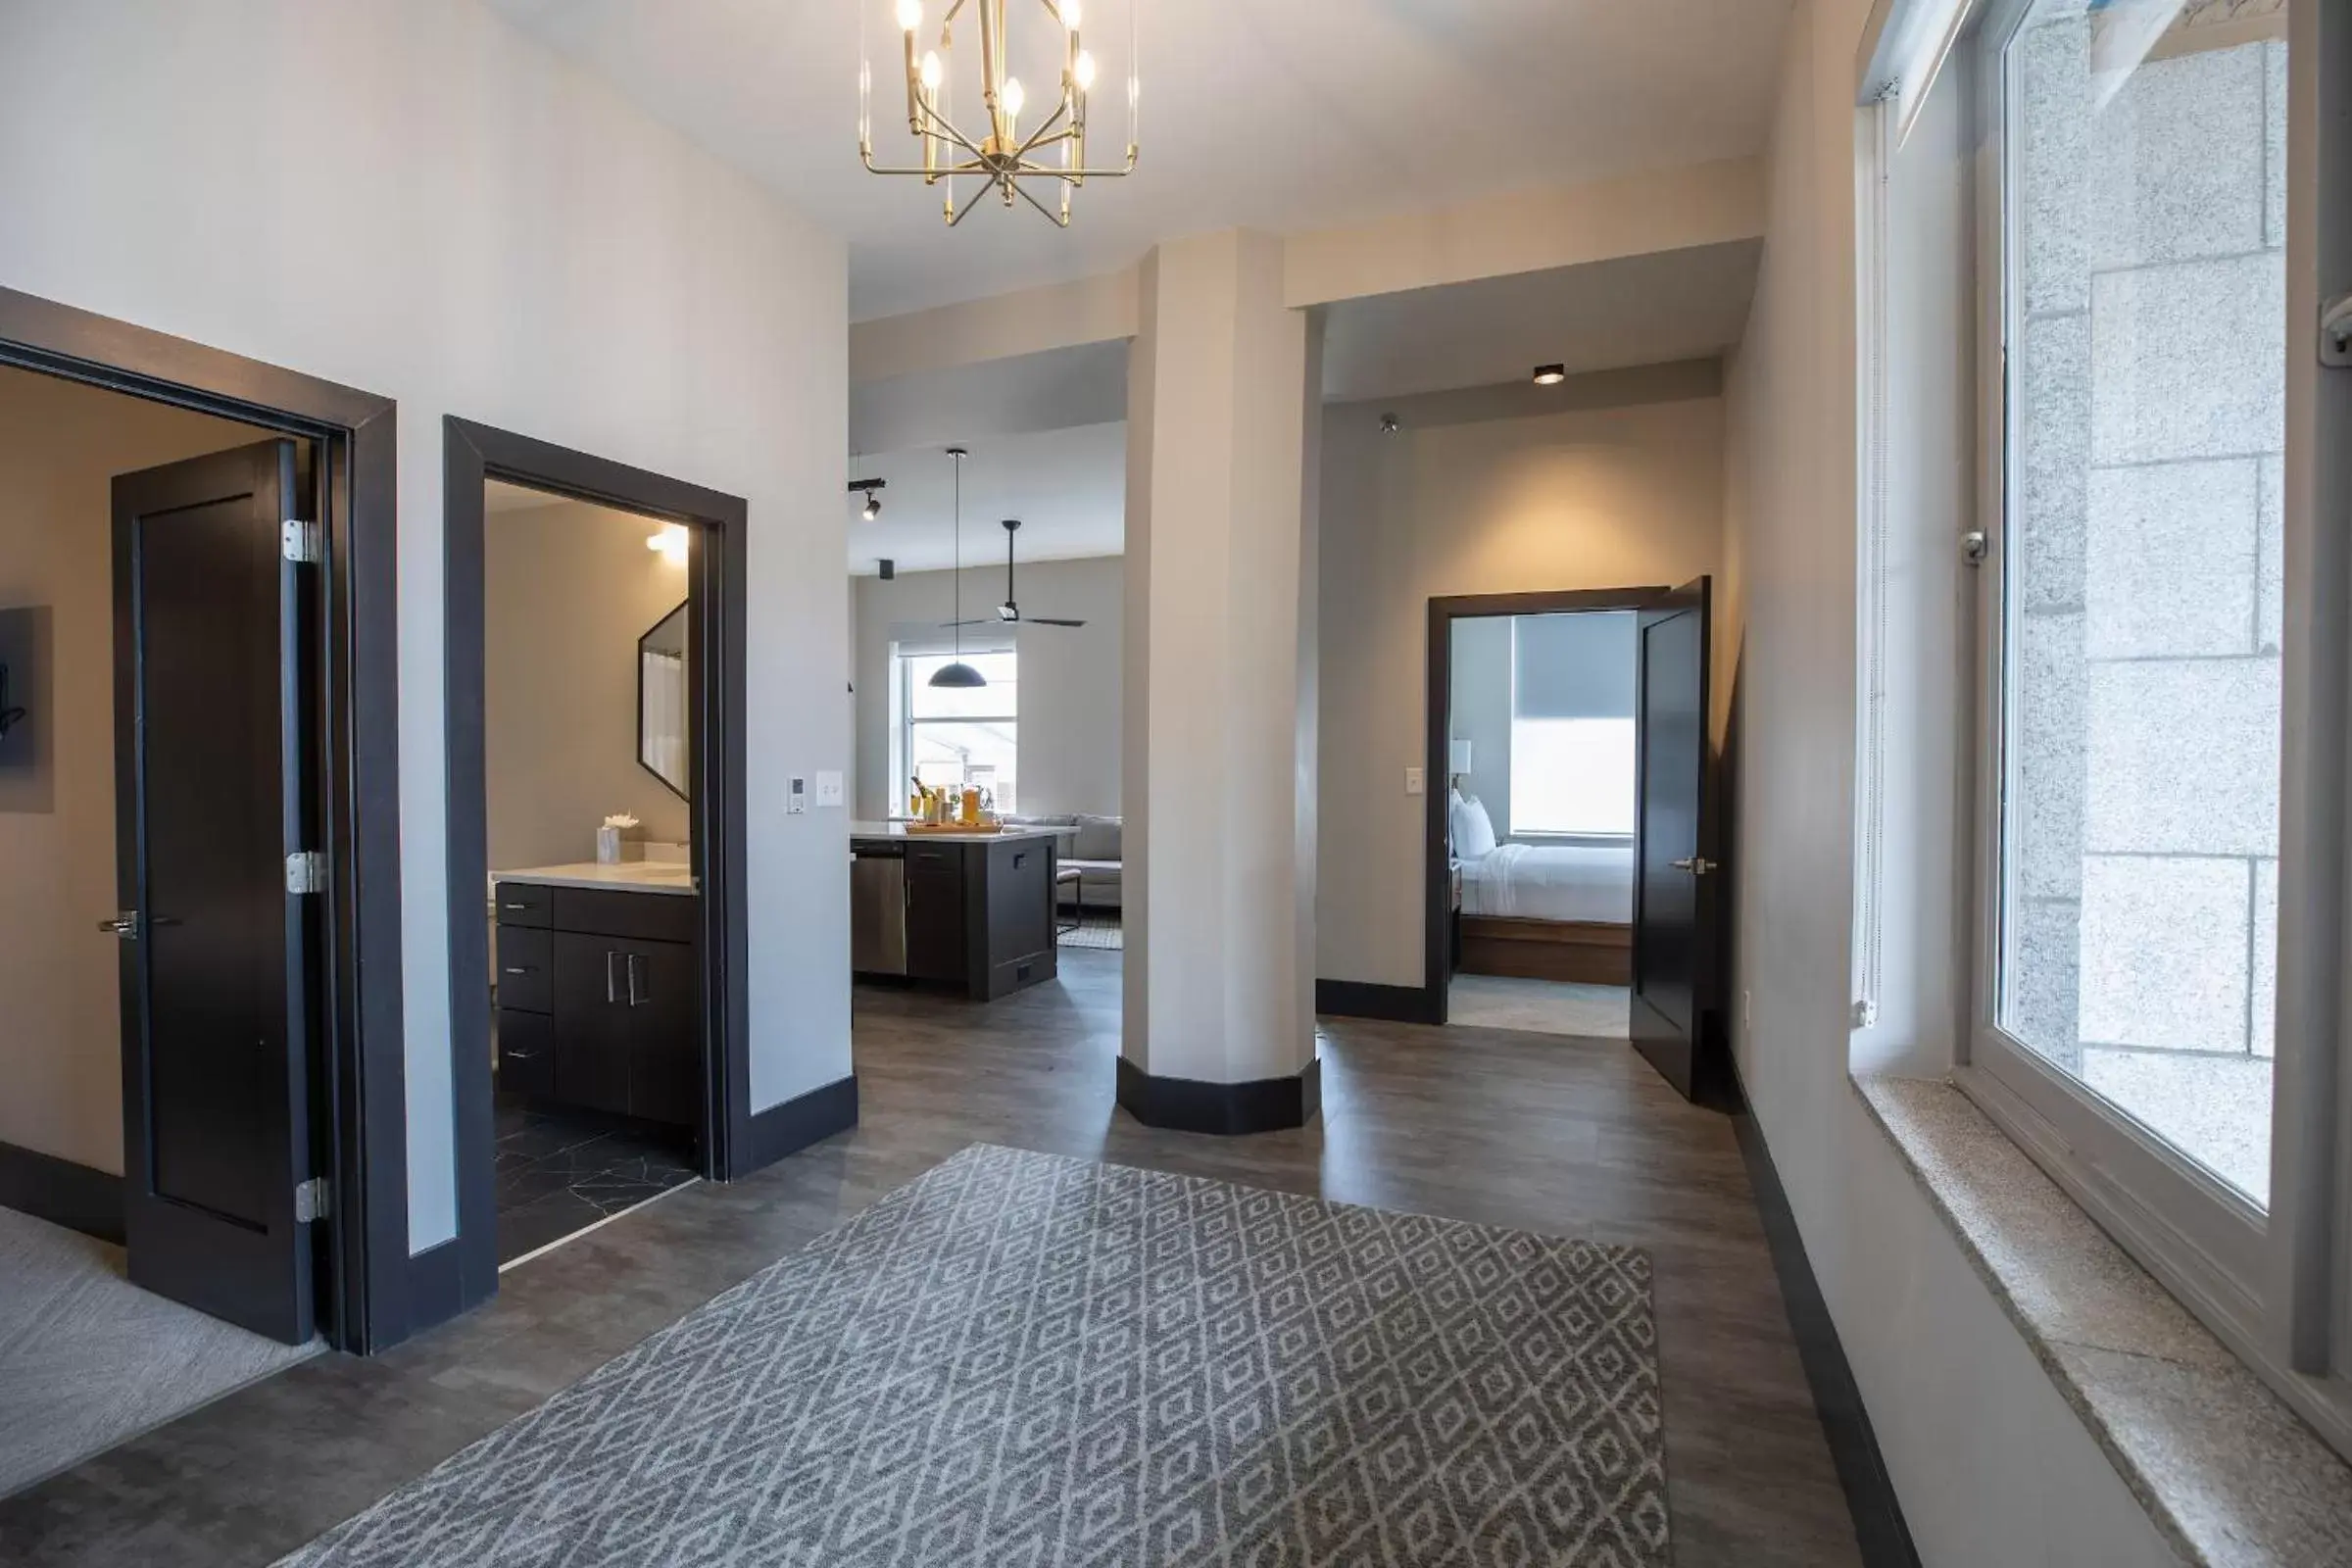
left=929, top=447, right=987, bottom=689
left=859, top=0, right=1140, bottom=226
left=849, top=476, right=886, bottom=520
left=1532, top=365, right=1567, bottom=386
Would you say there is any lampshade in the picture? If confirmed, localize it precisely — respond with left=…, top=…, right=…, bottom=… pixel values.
left=929, top=661, right=987, bottom=689
left=1449, top=738, right=1474, bottom=774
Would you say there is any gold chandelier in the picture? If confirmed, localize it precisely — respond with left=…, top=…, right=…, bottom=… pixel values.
left=859, top=0, right=1138, bottom=226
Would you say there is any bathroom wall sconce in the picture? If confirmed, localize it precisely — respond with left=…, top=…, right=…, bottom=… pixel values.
left=645, top=524, right=689, bottom=564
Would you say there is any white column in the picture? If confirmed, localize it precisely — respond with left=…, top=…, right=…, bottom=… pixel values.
left=1119, top=230, right=1321, bottom=1128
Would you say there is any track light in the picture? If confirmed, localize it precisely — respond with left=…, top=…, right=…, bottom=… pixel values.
left=1380, top=413, right=1400, bottom=435
left=1532, top=364, right=1566, bottom=386
left=863, top=494, right=881, bottom=520
left=849, top=476, right=886, bottom=520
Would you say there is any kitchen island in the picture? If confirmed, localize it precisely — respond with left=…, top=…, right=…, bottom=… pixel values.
left=850, top=821, right=1061, bottom=1000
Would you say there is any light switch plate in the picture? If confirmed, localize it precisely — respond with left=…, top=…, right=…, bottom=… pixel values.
left=1404, top=765, right=1425, bottom=796
left=814, top=770, right=844, bottom=807
left=787, top=775, right=808, bottom=814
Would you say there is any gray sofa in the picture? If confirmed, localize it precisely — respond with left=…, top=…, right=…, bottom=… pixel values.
left=1004, top=812, right=1122, bottom=909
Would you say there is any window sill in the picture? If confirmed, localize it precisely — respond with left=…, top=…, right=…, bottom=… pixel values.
left=1851, top=1074, right=2352, bottom=1568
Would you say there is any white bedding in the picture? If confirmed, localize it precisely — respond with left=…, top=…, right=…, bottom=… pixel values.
left=1458, top=841, right=1635, bottom=924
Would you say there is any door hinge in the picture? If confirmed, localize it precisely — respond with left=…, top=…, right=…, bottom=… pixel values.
left=294, top=1176, right=330, bottom=1224
left=1961, top=530, right=1988, bottom=566
left=286, top=851, right=326, bottom=895
left=2323, top=293, right=2352, bottom=368
left=281, top=517, right=320, bottom=564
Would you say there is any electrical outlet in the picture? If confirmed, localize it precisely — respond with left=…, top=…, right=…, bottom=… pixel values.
left=814, top=770, right=843, bottom=808
left=787, top=775, right=808, bottom=815
left=1404, top=765, right=1425, bottom=796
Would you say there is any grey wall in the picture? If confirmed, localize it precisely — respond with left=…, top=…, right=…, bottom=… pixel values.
left=0, top=365, right=272, bottom=1176
left=1317, top=364, right=1727, bottom=987
left=852, top=555, right=1124, bottom=819
left=484, top=498, right=695, bottom=872
left=1447, top=617, right=1513, bottom=830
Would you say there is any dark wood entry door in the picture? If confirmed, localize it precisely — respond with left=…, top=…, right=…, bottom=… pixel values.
left=111, top=439, right=319, bottom=1345
left=1631, top=575, right=1718, bottom=1102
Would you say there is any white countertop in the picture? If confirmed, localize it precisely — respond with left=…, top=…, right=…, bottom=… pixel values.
left=849, top=820, right=1065, bottom=844
left=493, top=860, right=697, bottom=896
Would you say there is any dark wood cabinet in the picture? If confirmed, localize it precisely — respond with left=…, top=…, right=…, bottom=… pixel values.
left=853, top=832, right=1058, bottom=1000
left=905, top=844, right=966, bottom=982
left=496, top=880, right=700, bottom=1131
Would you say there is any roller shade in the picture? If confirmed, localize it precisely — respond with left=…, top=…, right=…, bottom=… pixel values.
left=1511, top=612, right=1636, bottom=721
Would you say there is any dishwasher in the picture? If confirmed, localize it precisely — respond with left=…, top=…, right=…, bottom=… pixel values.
left=851, top=841, right=907, bottom=975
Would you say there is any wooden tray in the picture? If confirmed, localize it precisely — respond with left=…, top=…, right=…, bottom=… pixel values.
left=903, top=819, right=1004, bottom=834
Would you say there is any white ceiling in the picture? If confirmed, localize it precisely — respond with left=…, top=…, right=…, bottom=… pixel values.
left=1320, top=239, right=1762, bottom=402
left=483, top=0, right=1793, bottom=320
left=849, top=422, right=1127, bottom=575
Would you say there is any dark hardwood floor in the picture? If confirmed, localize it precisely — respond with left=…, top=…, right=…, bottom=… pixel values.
left=0, top=950, right=1860, bottom=1566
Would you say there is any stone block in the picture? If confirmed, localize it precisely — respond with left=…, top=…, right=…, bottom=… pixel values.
left=2007, top=895, right=2083, bottom=1070
left=2082, top=1046, right=2272, bottom=1203
left=2085, top=459, right=2258, bottom=658
left=2019, top=312, right=2090, bottom=612
left=2089, top=253, right=2285, bottom=466
left=2014, top=610, right=2087, bottom=900
left=2018, top=18, right=2092, bottom=318
left=2086, top=657, right=2280, bottom=857
left=2258, top=454, right=2281, bottom=655
left=2080, top=855, right=2250, bottom=1054
left=2086, top=43, right=2266, bottom=271
left=2253, top=858, right=2277, bottom=1059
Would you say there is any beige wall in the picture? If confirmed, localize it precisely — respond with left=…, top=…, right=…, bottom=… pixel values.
left=484, top=498, right=694, bottom=871
left=0, top=365, right=270, bottom=1175
left=1315, top=361, right=1728, bottom=988
left=850, top=555, right=1124, bottom=820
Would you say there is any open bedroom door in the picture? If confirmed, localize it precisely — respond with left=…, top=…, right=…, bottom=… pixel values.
left=1630, top=575, right=1720, bottom=1102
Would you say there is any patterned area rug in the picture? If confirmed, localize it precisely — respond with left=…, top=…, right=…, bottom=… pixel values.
left=1058, top=908, right=1124, bottom=950
left=276, top=1146, right=1667, bottom=1567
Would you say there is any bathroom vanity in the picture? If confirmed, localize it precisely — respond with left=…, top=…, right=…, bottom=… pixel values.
left=849, top=822, right=1060, bottom=1000
left=492, top=861, right=701, bottom=1129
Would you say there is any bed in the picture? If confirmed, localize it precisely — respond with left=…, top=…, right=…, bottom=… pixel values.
left=1452, top=839, right=1636, bottom=986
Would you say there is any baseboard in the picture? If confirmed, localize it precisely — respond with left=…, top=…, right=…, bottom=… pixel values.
left=0, top=1140, right=124, bottom=1244
left=745, top=1074, right=859, bottom=1173
left=1114, top=1055, right=1321, bottom=1135
left=1314, top=978, right=1442, bottom=1025
left=1728, top=1066, right=1921, bottom=1568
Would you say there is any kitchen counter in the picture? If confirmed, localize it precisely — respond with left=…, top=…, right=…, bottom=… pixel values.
left=492, top=860, right=697, bottom=896
left=849, top=820, right=1065, bottom=845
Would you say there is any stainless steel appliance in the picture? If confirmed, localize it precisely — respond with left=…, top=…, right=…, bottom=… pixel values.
left=851, top=842, right=907, bottom=975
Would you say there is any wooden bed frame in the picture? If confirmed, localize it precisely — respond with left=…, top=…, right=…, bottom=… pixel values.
left=1455, top=914, right=1632, bottom=987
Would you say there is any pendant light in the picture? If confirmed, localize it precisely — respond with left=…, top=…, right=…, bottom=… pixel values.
left=930, top=446, right=987, bottom=689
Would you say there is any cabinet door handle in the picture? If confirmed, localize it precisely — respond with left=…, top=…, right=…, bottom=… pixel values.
left=505, top=1049, right=538, bottom=1060
left=605, top=950, right=618, bottom=1004
left=500, top=901, right=531, bottom=911
left=501, top=965, right=535, bottom=977
left=627, top=952, right=646, bottom=1006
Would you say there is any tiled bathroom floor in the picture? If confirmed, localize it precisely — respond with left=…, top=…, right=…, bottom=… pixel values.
left=492, top=1093, right=698, bottom=1265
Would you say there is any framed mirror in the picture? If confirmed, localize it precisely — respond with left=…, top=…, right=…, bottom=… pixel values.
left=638, top=601, right=689, bottom=799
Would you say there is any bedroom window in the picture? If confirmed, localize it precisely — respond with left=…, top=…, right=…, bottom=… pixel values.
left=895, top=648, right=1018, bottom=811
left=1506, top=612, right=1638, bottom=838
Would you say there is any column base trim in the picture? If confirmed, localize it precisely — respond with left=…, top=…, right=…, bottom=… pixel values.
left=0, top=1140, right=124, bottom=1245
left=1115, top=1056, right=1321, bottom=1135
left=746, top=1074, right=860, bottom=1173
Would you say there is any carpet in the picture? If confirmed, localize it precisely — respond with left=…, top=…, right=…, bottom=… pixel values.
left=0, top=1205, right=318, bottom=1497
left=276, top=1145, right=1668, bottom=1567
left=1446, top=977, right=1630, bottom=1040
left=1058, top=908, right=1124, bottom=950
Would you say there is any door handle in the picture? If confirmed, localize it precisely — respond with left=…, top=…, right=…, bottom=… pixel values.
left=605, top=950, right=619, bottom=1004
left=1671, top=857, right=1718, bottom=875
left=626, top=952, right=645, bottom=1007
left=501, top=965, right=536, bottom=977
left=97, top=912, right=138, bottom=938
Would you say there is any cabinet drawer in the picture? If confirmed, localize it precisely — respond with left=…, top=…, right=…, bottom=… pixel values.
left=492, top=880, right=553, bottom=927
left=496, top=1009, right=555, bottom=1097
left=552, top=887, right=699, bottom=945
left=494, top=924, right=553, bottom=1014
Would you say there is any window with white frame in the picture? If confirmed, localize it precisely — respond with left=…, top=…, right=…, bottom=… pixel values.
left=894, top=648, right=1017, bottom=812
left=1506, top=612, right=1638, bottom=837
left=1946, top=0, right=2352, bottom=1460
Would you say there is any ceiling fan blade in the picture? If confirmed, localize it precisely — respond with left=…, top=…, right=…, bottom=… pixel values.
left=941, top=618, right=993, bottom=627
left=1027, top=617, right=1089, bottom=627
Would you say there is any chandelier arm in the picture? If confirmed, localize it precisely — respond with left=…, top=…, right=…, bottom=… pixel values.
left=947, top=178, right=997, bottom=226
left=1012, top=96, right=1073, bottom=158
left=863, top=146, right=986, bottom=176
left=1009, top=175, right=1072, bottom=226
left=911, top=97, right=989, bottom=160
left=1024, top=156, right=1139, bottom=181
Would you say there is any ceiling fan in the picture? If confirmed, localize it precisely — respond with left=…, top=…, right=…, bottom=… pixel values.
left=945, top=518, right=1088, bottom=629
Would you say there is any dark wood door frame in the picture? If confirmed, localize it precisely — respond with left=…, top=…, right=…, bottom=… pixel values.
left=442, top=418, right=751, bottom=1323
left=0, top=285, right=407, bottom=1354
left=1406, top=587, right=1679, bottom=1026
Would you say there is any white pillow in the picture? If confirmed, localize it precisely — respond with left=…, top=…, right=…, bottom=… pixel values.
left=1451, top=790, right=1497, bottom=859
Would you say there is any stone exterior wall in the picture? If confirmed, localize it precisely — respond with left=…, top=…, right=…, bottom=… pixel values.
left=2007, top=4, right=2284, bottom=1197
